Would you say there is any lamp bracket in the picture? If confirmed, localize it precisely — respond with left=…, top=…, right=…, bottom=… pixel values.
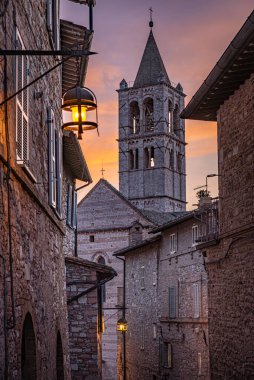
left=0, top=49, right=97, bottom=57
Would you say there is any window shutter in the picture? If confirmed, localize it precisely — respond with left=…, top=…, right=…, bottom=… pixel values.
left=46, top=0, right=53, bottom=32
left=159, top=340, right=164, bottom=366
left=16, top=29, right=29, bottom=164
left=193, top=283, right=200, bottom=318
left=48, top=108, right=56, bottom=207
left=56, top=131, right=62, bottom=214
left=169, top=287, right=176, bottom=318
left=72, top=190, right=77, bottom=229
left=67, top=185, right=73, bottom=226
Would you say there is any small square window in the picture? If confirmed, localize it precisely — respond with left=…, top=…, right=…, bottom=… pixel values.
left=89, top=235, right=95, bottom=242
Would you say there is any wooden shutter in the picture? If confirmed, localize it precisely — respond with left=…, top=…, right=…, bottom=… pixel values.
left=48, top=108, right=56, bottom=207
left=169, top=287, right=176, bottom=318
left=56, top=131, right=62, bottom=214
left=67, top=185, right=73, bottom=226
left=193, top=283, right=200, bottom=318
left=16, top=29, right=29, bottom=164
left=72, top=190, right=77, bottom=229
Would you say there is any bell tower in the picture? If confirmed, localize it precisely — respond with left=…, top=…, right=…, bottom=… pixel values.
left=117, top=20, right=186, bottom=213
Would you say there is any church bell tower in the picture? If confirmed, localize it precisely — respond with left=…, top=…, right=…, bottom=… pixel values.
left=117, top=19, right=186, bottom=213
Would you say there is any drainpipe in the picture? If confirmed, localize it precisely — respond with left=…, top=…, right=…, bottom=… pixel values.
left=115, top=255, right=126, bottom=380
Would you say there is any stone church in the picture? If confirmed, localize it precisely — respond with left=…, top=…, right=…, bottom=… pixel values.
left=77, top=23, right=187, bottom=380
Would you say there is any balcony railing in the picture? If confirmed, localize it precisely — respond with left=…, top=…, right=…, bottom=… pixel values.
left=195, top=198, right=219, bottom=244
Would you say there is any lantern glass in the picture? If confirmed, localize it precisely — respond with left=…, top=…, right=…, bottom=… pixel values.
left=117, top=318, right=128, bottom=332
left=71, top=105, right=87, bottom=123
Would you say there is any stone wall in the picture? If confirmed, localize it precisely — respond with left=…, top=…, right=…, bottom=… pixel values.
left=0, top=1, right=71, bottom=378
left=205, top=74, right=254, bottom=379
left=122, top=217, right=209, bottom=380
left=66, top=257, right=104, bottom=380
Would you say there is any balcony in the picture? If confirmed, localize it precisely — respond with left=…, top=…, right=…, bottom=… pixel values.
left=194, top=197, right=219, bottom=245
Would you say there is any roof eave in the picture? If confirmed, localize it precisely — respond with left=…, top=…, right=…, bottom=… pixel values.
left=181, top=11, right=254, bottom=121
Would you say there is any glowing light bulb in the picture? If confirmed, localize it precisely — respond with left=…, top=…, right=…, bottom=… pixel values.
left=71, top=106, right=87, bottom=123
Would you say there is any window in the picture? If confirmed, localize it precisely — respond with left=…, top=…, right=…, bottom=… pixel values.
left=177, top=153, right=182, bottom=172
left=169, top=286, right=176, bottom=318
left=198, top=352, right=202, bottom=376
left=193, top=283, right=200, bottom=318
left=48, top=108, right=62, bottom=214
left=192, top=225, right=199, bottom=246
left=144, top=146, right=155, bottom=169
left=16, top=29, right=29, bottom=165
left=89, top=235, right=95, bottom=243
left=47, top=0, right=60, bottom=49
left=173, top=104, right=179, bottom=136
left=144, top=98, right=154, bottom=131
left=169, top=233, right=177, bottom=253
left=141, top=266, right=145, bottom=289
left=153, top=323, right=157, bottom=339
left=140, top=323, right=145, bottom=350
left=135, top=148, right=139, bottom=169
left=169, top=150, right=174, bottom=170
left=67, top=184, right=77, bottom=228
left=168, top=100, right=173, bottom=132
left=160, top=341, right=172, bottom=368
left=129, top=150, right=134, bottom=170
left=130, top=101, right=140, bottom=134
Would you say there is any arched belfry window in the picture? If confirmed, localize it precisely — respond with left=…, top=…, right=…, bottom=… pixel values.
left=144, top=147, right=155, bottom=169
left=56, top=331, right=64, bottom=380
left=21, top=313, right=37, bottom=380
left=173, top=104, right=180, bottom=136
left=168, top=100, right=173, bottom=132
left=97, top=256, right=106, bottom=302
left=129, top=150, right=134, bottom=170
left=169, top=150, right=174, bottom=170
left=130, top=101, right=140, bottom=134
left=144, top=98, right=154, bottom=131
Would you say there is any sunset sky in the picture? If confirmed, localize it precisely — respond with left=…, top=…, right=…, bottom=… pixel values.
left=61, top=0, right=254, bottom=209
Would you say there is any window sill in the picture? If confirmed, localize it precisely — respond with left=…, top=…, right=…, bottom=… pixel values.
left=19, top=163, right=37, bottom=184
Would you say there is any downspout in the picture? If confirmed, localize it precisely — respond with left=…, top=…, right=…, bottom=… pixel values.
left=115, top=255, right=126, bottom=380
left=0, top=254, right=7, bottom=380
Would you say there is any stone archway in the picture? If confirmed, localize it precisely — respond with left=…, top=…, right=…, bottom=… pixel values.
left=56, top=331, right=64, bottom=380
left=21, top=313, right=36, bottom=380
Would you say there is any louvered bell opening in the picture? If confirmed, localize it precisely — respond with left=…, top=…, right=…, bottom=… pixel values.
left=62, top=86, right=98, bottom=140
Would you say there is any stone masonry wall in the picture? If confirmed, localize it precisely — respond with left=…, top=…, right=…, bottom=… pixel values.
left=0, top=1, right=71, bottom=378
left=205, top=74, right=254, bottom=379
left=66, top=258, right=102, bottom=380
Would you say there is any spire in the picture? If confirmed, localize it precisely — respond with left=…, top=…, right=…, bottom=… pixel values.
left=133, top=28, right=171, bottom=88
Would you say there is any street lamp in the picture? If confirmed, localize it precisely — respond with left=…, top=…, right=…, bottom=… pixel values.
left=117, top=317, right=128, bottom=332
left=62, top=86, right=98, bottom=140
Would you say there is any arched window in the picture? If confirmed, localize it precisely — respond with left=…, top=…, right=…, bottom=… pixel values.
left=150, top=147, right=155, bottom=167
left=168, top=100, right=173, bottom=132
left=21, top=313, right=37, bottom=380
left=56, top=332, right=64, bottom=380
left=169, top=150, right=174, bottom=170
left=173, top=104, right=180, bottom=136
left=177, top=153, right=182, bottom=172
left=144, top=147, right=155, bottom=168
left=144, top=98, right=154, bottom=131
left=129, top=150, right=134, bottom=170
left=130, top=101, right=140, bottom=134
left=135, top=149, right=139, bottom=169
left=97, top=256, right=106, bottom=302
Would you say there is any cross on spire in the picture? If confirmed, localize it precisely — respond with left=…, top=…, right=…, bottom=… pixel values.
left=149, top=7, right=154, bottom=28
left=101, top=163, right=106, bottom=178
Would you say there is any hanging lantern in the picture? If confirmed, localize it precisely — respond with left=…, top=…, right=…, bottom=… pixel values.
left=62, top=86, right=98, bottom=140
left=117, top=317, right=128, bottom=332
